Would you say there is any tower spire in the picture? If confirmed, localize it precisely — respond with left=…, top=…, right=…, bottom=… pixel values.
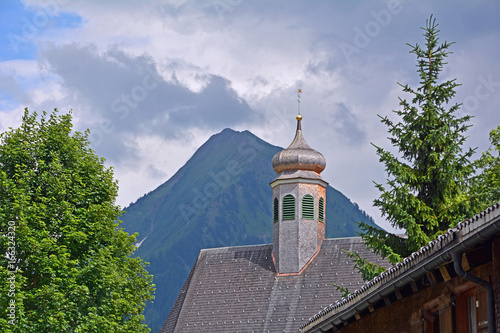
left=270, top=96, right=328, bottom=275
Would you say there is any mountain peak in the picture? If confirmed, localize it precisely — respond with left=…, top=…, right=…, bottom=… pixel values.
left=213, top=127, right=254, bottom=141
left=220, top=127, right=237, bottom=134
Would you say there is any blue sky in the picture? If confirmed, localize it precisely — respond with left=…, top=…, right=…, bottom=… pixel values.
left=1, top=0, right=499, bottom=232
left=0, top=1, right=82, bottom=61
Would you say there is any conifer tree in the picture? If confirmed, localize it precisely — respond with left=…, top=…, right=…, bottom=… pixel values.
left=359, top=16, right=476, bottom=266
left=471, top=126, right=500, bottom=210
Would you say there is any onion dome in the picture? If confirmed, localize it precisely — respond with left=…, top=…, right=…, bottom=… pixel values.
left=272, top=115, right=326, bottom=174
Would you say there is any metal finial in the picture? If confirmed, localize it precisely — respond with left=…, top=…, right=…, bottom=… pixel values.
left=297, top=89, right=302, bottom=116
left=296, top=89, right=303, bottom=130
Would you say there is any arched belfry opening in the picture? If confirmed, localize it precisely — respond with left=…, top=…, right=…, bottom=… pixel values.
left=270, top=114, right=328, bottom=275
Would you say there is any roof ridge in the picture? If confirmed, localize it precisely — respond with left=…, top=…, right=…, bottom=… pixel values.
left=199, top=236, right=366, bottom=255
left=199, top=243, right=272, bottom=253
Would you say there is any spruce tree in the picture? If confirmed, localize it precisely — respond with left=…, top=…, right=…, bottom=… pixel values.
left=359, top=16, right=476, bottom=265
left=471, top=126, right=500, bottom=210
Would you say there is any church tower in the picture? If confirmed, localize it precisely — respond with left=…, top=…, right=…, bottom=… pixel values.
left=271, top=114, right=328, bottom=275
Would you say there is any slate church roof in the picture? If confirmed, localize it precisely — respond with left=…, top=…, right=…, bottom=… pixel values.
left=160, top=237, right=388, bottom=333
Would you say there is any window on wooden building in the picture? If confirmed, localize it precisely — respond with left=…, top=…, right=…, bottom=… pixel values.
left=457, top=288, right=488, bottom=333
left=422, top=293, right=453, bottom=333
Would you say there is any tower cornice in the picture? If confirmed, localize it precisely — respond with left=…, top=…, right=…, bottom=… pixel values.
left=270, top=177, right=328, bottom=189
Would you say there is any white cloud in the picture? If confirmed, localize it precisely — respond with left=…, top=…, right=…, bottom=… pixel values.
left=111, top=129, right=212, bottom=208
left=1, top=0, right=499, bottom=233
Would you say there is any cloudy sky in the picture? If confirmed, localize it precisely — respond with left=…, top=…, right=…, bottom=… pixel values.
left=1, top=0, right=499, bottom=232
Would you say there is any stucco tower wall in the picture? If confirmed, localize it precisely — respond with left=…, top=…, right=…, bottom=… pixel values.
left=272, top=180, right=326, bottom=274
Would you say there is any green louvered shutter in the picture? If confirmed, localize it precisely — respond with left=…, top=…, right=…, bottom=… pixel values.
left=273, top=197, right=279, bottom=223
left=282, top=195, right=295, bottom=220
left=319, top=197, right=325, bottom=223
left=302, top=195, right=314, bottom=220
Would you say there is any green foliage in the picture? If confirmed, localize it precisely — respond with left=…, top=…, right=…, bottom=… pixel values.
left=362, top=16, right=477, bottom=271
left=357, top=223, right=406, bottom=265
left=0, top=109, right=154, bottom=332
left=470, top=126, right=500, bottom=210
left=344, top=250, right=387, bottom=282
left=332, top=282, right=350, bottom=298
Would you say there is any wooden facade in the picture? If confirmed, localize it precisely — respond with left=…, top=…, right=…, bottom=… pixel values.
left=302, top=203, right=500, bottom=333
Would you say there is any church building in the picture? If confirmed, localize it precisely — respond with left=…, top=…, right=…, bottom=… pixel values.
left=160, top=114, right=387, bottom=332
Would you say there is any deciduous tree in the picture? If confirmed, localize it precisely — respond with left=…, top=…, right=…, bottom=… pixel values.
left=0, top=109, right=154, bottom=332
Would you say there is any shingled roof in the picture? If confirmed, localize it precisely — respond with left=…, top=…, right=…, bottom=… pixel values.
left=161, top=237, right=388, bottom=333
